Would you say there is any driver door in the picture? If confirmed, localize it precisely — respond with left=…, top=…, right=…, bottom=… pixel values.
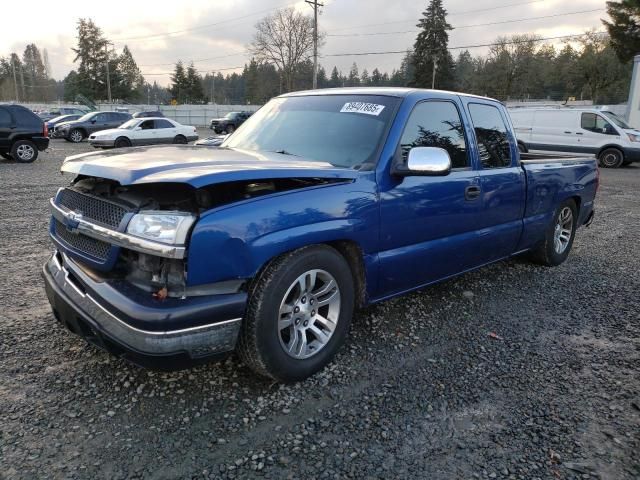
left=578, top=112, right=621, bottom=151
left=377, top=98, right=482, bottom=297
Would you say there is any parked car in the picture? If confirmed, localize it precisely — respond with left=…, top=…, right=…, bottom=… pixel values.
left=38, top=107, right=89, bottom=122
left=46, top=114, right=82, bottom=137
left=54, top=111, right=132, bottom=143
left=43, top=88, right=597, bottom=381
left=194, top=134, right=227, bottom=147
left=132, top=111, right=165, bottom=119
left=510, top=107, right=640, bottom=168
left=0, top=104, right=49, bottom=162
left=209, top=111, right=252, bottom=134
left=88, top=118, right=198, bottom=148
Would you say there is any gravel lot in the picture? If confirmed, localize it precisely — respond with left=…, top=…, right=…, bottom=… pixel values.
left=1, top=134, right=639, bottom=480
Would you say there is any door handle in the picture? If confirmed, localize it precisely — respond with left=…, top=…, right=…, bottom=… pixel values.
left=575, top=132, right=583, bottom=135
left=465, top=185, right=481, bottom=201
left=564, top=131, right=573, bottom=134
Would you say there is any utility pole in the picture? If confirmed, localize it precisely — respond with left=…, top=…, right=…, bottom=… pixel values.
left=147, top=85, right=151, bottom=106
left=11, top=57, right=19, bottom=102
left=105, top=42, right=112, bottom=104
left=211, top=71, right=215, bottom=104
left=431, top=56, right=438, bottom=89
left=306, top=0, right=323, bottom=89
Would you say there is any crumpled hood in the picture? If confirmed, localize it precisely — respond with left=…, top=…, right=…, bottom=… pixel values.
left=61, top=145, right=357, bottom=188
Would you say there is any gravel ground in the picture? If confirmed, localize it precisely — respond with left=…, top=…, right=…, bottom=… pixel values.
left=1, top=134, right=639, bottom=480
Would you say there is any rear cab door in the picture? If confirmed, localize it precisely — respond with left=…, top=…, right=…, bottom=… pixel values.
left=154, top=118, right=178, bottom=143
left=461, top=98, right=526, bottom=263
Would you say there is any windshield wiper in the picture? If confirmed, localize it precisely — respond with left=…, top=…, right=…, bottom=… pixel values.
left=271, top=149, right=300, bottom=157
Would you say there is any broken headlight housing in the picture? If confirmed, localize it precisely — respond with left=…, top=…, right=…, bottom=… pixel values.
left=127, top=212, right=196, bottom=245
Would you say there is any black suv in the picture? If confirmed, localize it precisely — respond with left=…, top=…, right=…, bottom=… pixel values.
left=0, top=104, right=49, bottom=163
left=54, top=111, right=132, bottom=143
left=209, top=111, right=253, bottom=134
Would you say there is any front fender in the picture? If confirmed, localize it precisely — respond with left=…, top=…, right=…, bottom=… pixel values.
left=185, top=175, right=378, bottom=286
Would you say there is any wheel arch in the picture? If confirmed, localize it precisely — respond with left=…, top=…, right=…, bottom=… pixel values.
left=597, top=144, right=624, bottom=158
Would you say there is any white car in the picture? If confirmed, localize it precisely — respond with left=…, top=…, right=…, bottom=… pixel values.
left=509, top=107, right=640, bottom=168
left=88, top=118, right=198, bottom=149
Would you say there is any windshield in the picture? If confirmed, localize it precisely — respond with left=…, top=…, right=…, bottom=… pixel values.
left=49, top=115, right=72, bottom=123
left=119, top=119, right=139, bottom=129
left=603, top=111, right=631, bottom=129
left=77, top=112, right=97, bottom=122
left=222, top=95, right=400, bottom=168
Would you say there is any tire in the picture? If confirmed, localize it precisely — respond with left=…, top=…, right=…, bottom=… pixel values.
left=69, top=129, right=84, bottom=143
left=173, top=135, right=188, bottom=144
left=11, top=140, right=38, bottom=163
left=225, top=124, right=235, bottom=134
left=1, top=152, right=12, bottom=160
left=238, top=245, right=355, bottom=382
left=530, top=199, right=578, bottom=267
left=114, top=137, right=131, bottom=148
left=598, top=148, right=624, bottom=168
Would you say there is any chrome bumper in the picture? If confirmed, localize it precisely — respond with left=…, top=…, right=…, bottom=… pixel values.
left=43, top=252, right=243, bottom=362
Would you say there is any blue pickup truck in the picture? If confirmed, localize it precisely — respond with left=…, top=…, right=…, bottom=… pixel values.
left=43, top=88, right=597, bottom=381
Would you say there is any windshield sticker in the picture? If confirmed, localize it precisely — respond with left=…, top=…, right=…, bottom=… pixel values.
left=340, top=102, right=385, bottom=116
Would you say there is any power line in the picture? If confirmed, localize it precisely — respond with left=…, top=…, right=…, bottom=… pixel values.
left=138, top=51, right=249, bottom=67
left=325, top=0, right=546, bottom=32
left=110, top=1, right=298, bottom=42
left=140, top=65, right=246, bottom=76
left=326, top=9, right=605, bottom=37
left=322, top=31, right=607, bottom=57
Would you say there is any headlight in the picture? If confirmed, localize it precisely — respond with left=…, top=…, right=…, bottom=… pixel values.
left=127, top=212, right=196, bottom=245
left=628, top=133, right=640, bottom=142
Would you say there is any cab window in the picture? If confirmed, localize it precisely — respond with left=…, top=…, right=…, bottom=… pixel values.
left=468, top=103, right=512, bottom=169
left=140, top=120, right=155, bottom=130
left=154, top=119, right=174, bottom=129
left=399, top=100, right=469, bottom=168
left=0, top=107, right=12, bottom=127
left=581, top=113, right=617, bottom=135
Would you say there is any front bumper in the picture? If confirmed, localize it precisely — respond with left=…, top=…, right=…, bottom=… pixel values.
left=42, top=251, right=246, bottom=370
left=88, top=138, right=116, bottom=148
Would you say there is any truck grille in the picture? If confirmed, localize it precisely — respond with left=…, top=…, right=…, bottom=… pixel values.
left=54, top=220, right=111, bottom=261
left=58, top=188, right=130, bottom=229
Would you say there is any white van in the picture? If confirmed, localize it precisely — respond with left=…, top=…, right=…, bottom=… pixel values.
left=509, top=107, right=640, bottom=168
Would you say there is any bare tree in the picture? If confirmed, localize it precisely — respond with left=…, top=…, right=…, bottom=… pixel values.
left=251, top=8, right=316, bottom=92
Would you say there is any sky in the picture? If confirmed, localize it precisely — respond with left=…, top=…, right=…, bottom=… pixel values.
left=0, top=0, right=608, bottom=86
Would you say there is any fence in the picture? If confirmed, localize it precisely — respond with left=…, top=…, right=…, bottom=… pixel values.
left=12, top=103, right=263, bottom=127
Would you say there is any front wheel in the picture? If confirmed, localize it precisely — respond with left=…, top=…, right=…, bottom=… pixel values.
left=69, top=129, right=84, bottom=143
left=530, top=199, right=577, bottom=266
left=598, top=148, right=624, bottom=168
left=114, top=137, right=131, bottom=148
left=238, top=245, right=355, bottom=382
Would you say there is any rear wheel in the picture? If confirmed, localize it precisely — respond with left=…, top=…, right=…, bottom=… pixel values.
left=598, top=148, right=624, bottom=168
left=530, top=199, right=577, bottom=266
left=69, top=129, right=84, bottom=143
left=238, top=245, right=355, bottom=382
left=11, top=140, right=38, bottom=163
left=114, top=137, right=131, bottom=148
left=173, top=135, right=188, bottom=144
left=225, top=124, right=235, bottom=134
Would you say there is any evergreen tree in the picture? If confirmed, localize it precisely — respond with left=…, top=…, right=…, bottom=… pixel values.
left=454, top=50, right=475, bottom=93
left=115, top=45, right=144, bottom=101
left=72, top=18, right=109, bottom=100
left=185, top=62, right=204, bottom=103
left=371, top=68, right=383, bottom=86
left=22, top=44, right=47, bottom=101
left=360, top=68, right=370, bottom=85
left=329, top=66, right=341, bottom=87
left=411, top=0, right=454, bottom=89
left=347, top=63, right=360, bottom=86
left=603, top=0, right=640, bottom=63
left=170, top=61, right=187, bottom=103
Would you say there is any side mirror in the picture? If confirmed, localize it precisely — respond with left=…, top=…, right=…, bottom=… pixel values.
left=90, top=119, right=96, bottom=124
left=393, top=147, right=452, bottom=176
left=134, top=126, right=142, bottom=131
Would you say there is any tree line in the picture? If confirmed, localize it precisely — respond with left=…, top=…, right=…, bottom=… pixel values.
left=0, top=1, right=637, bottom=105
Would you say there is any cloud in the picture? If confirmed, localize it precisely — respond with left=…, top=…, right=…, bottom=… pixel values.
left=0, top=0, right=607, bottom=86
